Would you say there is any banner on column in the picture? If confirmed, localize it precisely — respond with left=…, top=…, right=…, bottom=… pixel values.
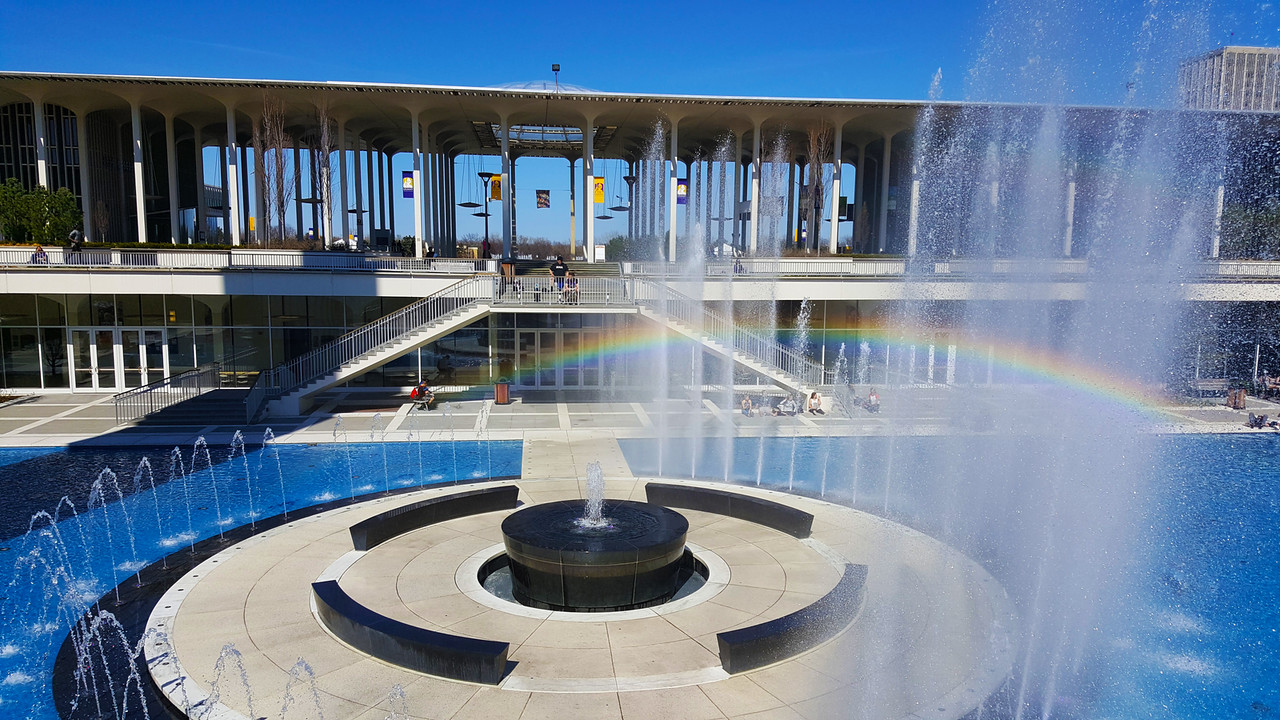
left=490, top=178, right=502, bottom=201
left=592, top=177, right=605, bottom=204
left=676, top=179, right=688, bottom=205
left=536, top=189, right=550, bottom=208
left=402, top=171, right=414, bottom=198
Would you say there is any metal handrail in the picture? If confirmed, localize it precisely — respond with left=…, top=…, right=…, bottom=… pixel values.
left=113, top=362, right=221, bottom=425
left=244, top=276, right=495, bottom=422
left=630, top=278, right=823, bottom=388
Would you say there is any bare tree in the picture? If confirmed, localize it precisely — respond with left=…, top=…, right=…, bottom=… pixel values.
left=261, top=94, right=292, bottom=243
left=806, top=124, right=833, bottom=252
left=315, top=100, right=336, bottom=249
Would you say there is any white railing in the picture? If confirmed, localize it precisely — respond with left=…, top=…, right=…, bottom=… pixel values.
left=0, top=246, right=491, bottom=274
left=245, top=276, right=496, bottom=421
left=492, top=276, right=630, bottom=307
left=631, top=278, right=823, bottom=388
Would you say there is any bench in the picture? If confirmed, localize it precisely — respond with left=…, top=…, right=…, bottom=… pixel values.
left=716, top=563, right=867, bottom=673
left=312, top=580, right=509, bottom=684
left=348, top=485, right=519, bottom=551
left=644, top=482, right=814, bottom=538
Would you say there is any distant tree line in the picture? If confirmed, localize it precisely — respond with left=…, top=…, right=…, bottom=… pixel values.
left=0, top=178, right=82, bottom=245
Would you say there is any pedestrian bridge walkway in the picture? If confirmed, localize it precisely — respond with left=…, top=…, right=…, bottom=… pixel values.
left=248, top=276, right=823, bottom=419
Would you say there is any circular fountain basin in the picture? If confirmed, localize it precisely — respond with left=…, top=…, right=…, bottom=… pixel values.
left=500, top=499, right=689, bottom=611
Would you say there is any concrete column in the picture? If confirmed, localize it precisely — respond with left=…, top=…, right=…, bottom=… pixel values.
left=377, top=147, right=386, bottom=233
left=253, top=127, right=266, bottom=245
left=907, top=177, right=921, bottom=256
left=240, top=144, right=250, bottom=242
left=354, top=137, right=365, bottom=250
left=828, top=123, right=843, bottom=254
left=583, top=120, right=596, bottom=262
left=164, top=113, right=180, bottom=243
left=75, top=108, right=93, bottom=241
left=500, top=116, right=513, bottom=258
left=852, top=142, right=866, bottom=250
left=877, top=133, right=892, bottom=252
left=749, top=122, right=761, bottom=254
left=293, top=141, right=303, bottom=241
left=411, top=113, right=424, bottom=258
left=387, top=150, right=396, bottom=243
left=569, top=159, right=577, bottom=255
left=130, top=101, right=148, bottom=244
left=1211, top=182, right=1225, bottom=258
left=338, top=120, right=349, bottom=245
left=219, top=143, right=231, bottom=242
left=668, top=119, right=679, bottom=260
left=1064, top=175, right=1077, bottom=257
left=737, top=133, right=747, bottom=248
left=33, top=100, right=49, bottom=187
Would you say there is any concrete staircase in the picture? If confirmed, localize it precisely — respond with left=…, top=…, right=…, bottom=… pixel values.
left=268, top=305, right=490, bottom=416
left=131, top=388, right=250, bottom=426
left=247, top=274, right=819, bottom=420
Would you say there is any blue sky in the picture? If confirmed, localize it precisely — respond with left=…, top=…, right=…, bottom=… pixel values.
left=2, top=0, right=1275, bottom=245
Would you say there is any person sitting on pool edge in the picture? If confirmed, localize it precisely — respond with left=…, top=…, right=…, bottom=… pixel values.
left=410, top=380, right=436, bottom=410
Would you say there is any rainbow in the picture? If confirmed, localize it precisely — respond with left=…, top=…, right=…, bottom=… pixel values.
left=508, top=321, right=1168, bottom=417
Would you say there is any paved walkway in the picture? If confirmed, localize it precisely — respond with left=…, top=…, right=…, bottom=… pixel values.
left=0, top=386, right=1273, bottom=448
left=148, top=474, right=1015, bottom=720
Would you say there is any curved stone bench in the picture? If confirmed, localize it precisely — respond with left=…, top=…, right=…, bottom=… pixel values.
left=312, top=579, right=510, bottom=684
left=715, top=563, right=868, bottom=673
left=349, top=485, right=520, bottom=550
left=644, top=482, right=814, bottom=538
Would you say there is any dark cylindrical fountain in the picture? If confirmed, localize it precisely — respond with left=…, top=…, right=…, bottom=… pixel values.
left=501, top=499, right=689, bottom=612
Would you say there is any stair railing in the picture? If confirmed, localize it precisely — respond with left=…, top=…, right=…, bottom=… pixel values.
left=630, top=279, right=822, bottom=387
left=114, top=362, right=222, bottom=425
left=245, top=276, right=495, bottom=422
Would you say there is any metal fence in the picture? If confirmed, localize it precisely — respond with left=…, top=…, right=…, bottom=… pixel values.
left=0, top=246, right=492, bottom=274
left=113, top=363, right=221, bottom=425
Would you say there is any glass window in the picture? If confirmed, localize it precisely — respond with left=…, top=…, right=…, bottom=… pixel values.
left=40, top=327, right=67, bottom=387
left=194, top=327, right=232, bottom=366
left=65, top=294, right=92, bottom=326
left=270, top=296, right=308, bottom=327
left=193, top=296, right=231, bottom=326
left=139, top=295, right=165, bottom=326
left=115, top=295, right=142, bottom=325
left=165, top=295, right=192, bottom=326
left=36, top=294, right=66, bottom=326
left=1, top=328, right=41, bottom=387
left=308, top=296, right=344, bottom=327
left=343, top=296, right=382, bottom=327
left=230, top=295, right=268, bottom=327
left=90, top=296, right=117, bottom=326
left=0, top=295, right=37, bottom=326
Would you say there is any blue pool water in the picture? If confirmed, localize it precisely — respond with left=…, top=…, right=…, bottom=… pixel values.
left=0, top=438, right=521, bottom=720
left=1, top=434, right=1274, bottom=719
left=620, top=434, right=1280, bottom=720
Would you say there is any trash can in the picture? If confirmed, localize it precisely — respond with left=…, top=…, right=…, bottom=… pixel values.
left=495, top=379, right=511, bottom=405
left=1228, top=387, right=1247, bottom=410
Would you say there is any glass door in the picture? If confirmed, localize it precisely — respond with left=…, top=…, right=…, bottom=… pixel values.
left=69, top=328, right=121, bottom=390
left=517, top=331, right=538, bottom=388
left=538, top=331, right=557, bottom=388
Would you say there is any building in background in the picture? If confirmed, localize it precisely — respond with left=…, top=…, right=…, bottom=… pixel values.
left=1180, top=46, right=1280, bottom=112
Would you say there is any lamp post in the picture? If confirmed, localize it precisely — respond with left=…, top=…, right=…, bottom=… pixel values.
left=478, top=171, right=496, bottom=256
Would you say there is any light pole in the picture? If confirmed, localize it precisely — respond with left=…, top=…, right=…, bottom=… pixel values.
left=478, top=171, right=496, bottom=257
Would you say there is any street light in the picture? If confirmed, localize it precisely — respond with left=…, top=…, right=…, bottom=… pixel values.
left=478, top=171, right=497, bottom=256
